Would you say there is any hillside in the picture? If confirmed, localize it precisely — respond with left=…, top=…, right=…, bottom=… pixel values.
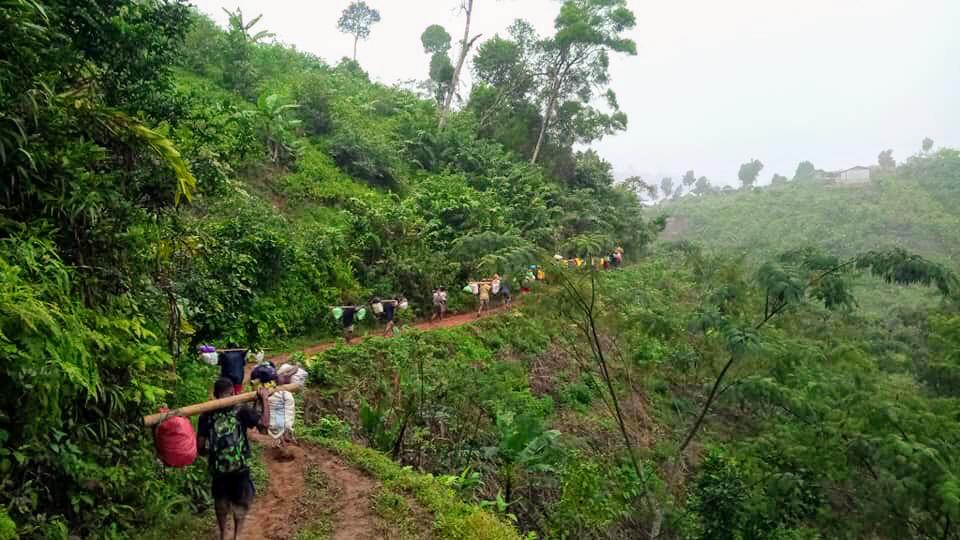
left=659, top=153, right=960, bottom=265
left=4, top=2, right=960, bottom=539
left=657, top=153, right=960, bottom=311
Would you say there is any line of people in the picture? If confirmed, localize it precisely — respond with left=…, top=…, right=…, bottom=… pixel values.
left=554, top=246, right=624, bottom=271
left=330, top=295, right=408, bottom=343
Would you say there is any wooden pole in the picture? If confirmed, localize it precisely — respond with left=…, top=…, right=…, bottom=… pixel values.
left=143, top=383, right=302, bottom=427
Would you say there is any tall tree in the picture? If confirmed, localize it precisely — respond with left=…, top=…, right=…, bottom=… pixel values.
left=338, top=1, right=381, bottom=62
left=693, top=175, right=712, bottom=194
left=660, top=177, right=674, bottom=199
left=681, top=170, right=696, bottom=188
left=421, top=25, right=455, bottom=104
left=793, top=160, right=815, bottom=181
left=469, top=20, right=540, bottom=140
left=922, top=137, right=934, bottom=153
left=738, top=159, right=763, bottom=189
left=624, top=175, right=656, bottom=203
left=439, top=0, right=482, bottom=129
left=529, top=0, right=637, bottom=164
left=878, top=149, right=896, bottom=169
left=770, top=173, right=788, bottom=185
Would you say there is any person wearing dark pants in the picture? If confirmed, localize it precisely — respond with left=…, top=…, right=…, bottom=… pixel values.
left=197, top=378, right=270, bottom=540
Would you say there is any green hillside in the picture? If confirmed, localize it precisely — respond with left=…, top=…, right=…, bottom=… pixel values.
left=660, top=153, right=960, bottom=265
left=658, top=152, right=960, bottom=311
left=4, top=1, right=960, bottom=539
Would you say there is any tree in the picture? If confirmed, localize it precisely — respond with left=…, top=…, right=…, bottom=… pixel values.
left=421, top=25, right=455, bottom=104
left=338, top=1, right=381, bottom=62
left=623, top=175, right=656, bottom=203
left=682, top=170, right=696, bottom=188
left=738, top=159, right=763, bottom=189
left=660, top=177, right=674, bottom=199
left=252, top=93, right=301, bottom=165
left=693, top=175, right=712, bottom=195
left=439, top=0, right=482, bottom=129
left=922, top=137, right=934, bottom=153
left=468, top=21, right=540, bottom=143
left=222, top=8, right=274, bottom=97
left=770, top=173, right=788, bottom=185
left=878, top=149, right=896, bottom=169
left=529, top=0, right=637, bottom=164
left=793, top=160, right=815, bottom=181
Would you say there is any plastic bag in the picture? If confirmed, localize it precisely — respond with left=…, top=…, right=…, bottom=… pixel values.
left=255, top=351, right=265, bottom=363
left=200, top=352, right=218, bottom=365
left=332, top=307, right=343, bottom=320
left=470, top=283, right=479, bottom=295
left=462, top=285, right=472, bottom=293
left=492, top=280, right=501, bottom=294
left=357, top=308, right=367, bottom=320
left=399, top=300, right=408, bottom=310
left=371, top=302, right=384, bottom=315
left=155, top=413, right=197, bottom=467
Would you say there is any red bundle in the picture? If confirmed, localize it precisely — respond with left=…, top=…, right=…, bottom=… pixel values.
left=154, top=410, right=197, bottom=467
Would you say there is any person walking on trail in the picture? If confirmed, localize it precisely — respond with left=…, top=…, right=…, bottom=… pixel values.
left=197, top=378, right=270, bottom=540
left=250, top=369, right=296, bottom=448
left=430, top=287, right=447, bottom=321
left=218, top=343, right=248, bottom=395
left=378, top=297, right=403, bottom=337
left=500, top=276, right=512, bottom=305
left=333, top=304, right=362, bottom=343
left=476, top=280, right=492, bottom=317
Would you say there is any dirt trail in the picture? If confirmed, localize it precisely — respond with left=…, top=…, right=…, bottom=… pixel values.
left=269, top=302, right=514, bottom=364
left=237, top=433, right=381, bottom=540
left=239, top=303, right=513, bottom=539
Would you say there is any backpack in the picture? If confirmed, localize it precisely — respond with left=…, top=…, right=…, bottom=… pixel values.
left=208, top=409, right=248, bottom=474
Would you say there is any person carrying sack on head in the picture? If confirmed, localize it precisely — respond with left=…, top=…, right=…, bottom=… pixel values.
left=197, top=378, right=270, bottom=540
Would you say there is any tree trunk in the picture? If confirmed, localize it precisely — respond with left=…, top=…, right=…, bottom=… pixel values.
left=353, top=36, right=358, bottom=62
left=530, top=89, right=557, bottom=165
left=439, top=0, right=476, bottom=129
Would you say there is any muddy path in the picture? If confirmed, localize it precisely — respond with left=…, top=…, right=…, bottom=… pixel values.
left=236, top=434, right=383, bottom=540
left=235, top=303, right=514, bottom=539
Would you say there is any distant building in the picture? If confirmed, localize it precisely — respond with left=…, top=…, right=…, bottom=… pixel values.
left=835, top=166, right=872, bottom=185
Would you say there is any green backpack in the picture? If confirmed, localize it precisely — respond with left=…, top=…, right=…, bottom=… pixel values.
left=209, top=409, right=248, bottom=474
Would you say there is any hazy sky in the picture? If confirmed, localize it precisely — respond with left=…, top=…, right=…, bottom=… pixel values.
left=192, top=0, right=959, bottom=187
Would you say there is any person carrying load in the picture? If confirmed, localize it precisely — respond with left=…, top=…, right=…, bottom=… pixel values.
left=197, top=378, right=270, bottom=540
left=374, top=296, right=405, bottom=337
left=476, top=279, right=492, bottom=317
left=331, top=303, right=366, bottom=343
left=250, top=368, right=296, bottom=448
left=431, top=287, right=447, bottom=321
left=218, top=343, right=248, bottom=395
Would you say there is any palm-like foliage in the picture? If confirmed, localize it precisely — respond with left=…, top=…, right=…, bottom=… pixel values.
left=251, top=93, right=302, bottom=165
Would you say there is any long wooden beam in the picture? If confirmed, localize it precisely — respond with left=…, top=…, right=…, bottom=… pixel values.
left=143, top=383, right=301, bottom=427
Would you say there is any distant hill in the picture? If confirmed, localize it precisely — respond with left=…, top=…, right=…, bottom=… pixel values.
left=654, top=149, right=960, bottom=310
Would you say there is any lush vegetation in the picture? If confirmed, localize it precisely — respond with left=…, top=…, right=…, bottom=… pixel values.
left=659, top=149, right=960, bottom=313
left=661, top=150, right=960, bottom=269
left=297, top=247, right=959, bottom=538
left=2, top=0, right=958, bottom=538
left=0, top=0, right=651, bottom=537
